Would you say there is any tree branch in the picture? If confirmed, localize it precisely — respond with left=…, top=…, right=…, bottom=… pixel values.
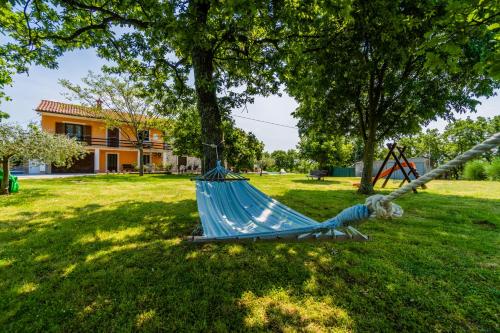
left=59, top=0, right=150, bottom=28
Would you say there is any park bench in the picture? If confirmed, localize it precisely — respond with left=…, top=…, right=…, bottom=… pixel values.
left=307, top=170, right=328, bottom=180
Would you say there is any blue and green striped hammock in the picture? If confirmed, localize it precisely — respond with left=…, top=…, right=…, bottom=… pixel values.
left=188, top=161, right=370, bottom=243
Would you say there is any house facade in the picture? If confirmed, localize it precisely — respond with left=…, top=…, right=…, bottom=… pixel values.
left=31, top=100, right=200, bottom=174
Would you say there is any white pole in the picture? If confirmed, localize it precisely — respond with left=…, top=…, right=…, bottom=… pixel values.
left=94, top=148, right=100, bottom=173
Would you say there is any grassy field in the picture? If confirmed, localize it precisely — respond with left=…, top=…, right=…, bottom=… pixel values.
left=0, top=174, right=499, bottom=332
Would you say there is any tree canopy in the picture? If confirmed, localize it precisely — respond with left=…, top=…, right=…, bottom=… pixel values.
left=278, top=0, right=499, bottom=193
left=170, top=106, right=264, bottom=171
left=1, top=0, right=498, bottom=182
left=1, top=0, right=281, bottom=171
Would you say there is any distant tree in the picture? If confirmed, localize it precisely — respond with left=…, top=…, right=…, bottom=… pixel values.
left=270, top=150, right=291, bottom=171
left=441, top=116, right=499, bottom=178
left=280, top=0, right=499, bottom=193
left=0, top=123, right=86, bottom=194
left=225, top=128, right=264, bottom=171
left=295, top=158, right=319, bottom=174
left=171, top=106, right=264, bottom=171
left=298, top=132, right=354, bottom=169
left=398, top=129, right=446, bottom=168
left=60, top=73, right=169, bottom=176
left=2, top=0, right=280, bottom=171
left=397, top=116, right=499, bottom=177
left=0, top=111, right=9, bottom=123
left=170, top=106, right=202, bottom=159
left=257, top=152, right=275, bottom=175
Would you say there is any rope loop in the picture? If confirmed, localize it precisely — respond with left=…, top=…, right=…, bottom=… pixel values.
left=365, top=194, right=403, bottom=219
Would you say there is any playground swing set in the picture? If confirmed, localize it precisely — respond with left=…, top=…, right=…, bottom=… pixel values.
left=355, top=142, right=426, bottom=191
left=372, top=142, right=426, bottom=191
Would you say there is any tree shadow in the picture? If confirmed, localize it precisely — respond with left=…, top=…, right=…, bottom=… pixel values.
left=292, top=179, right=342, bottom=185
left=1, top=185, right=498, bottom=332
left=0, top=187, right=55, bottom=207
left=1, top=199, right=324, bottom=331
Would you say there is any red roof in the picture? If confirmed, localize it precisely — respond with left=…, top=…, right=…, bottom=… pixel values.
left=36, top=100, right=103, bottom=118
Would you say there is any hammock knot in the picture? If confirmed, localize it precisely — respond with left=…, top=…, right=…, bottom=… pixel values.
left=365, top=194, right=403, bottom=219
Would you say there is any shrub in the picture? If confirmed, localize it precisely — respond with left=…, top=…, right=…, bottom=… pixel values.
left=486, top=157, right=500, bottom=180
left=463, top=160, right=487, bottom=180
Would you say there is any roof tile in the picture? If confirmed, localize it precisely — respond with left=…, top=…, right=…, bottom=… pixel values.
left=36, top=100, right=103, bottom=118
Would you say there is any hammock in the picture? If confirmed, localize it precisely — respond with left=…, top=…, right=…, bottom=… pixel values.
left=187, top=133, right=500, bottom=243
left=189, top=161, right=371, bottom=243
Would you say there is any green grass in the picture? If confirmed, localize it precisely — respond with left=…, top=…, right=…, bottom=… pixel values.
left=0, top=174, right=499, bottom=332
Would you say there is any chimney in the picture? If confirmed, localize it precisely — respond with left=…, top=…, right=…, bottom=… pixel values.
left=96, top=98, right=103, bottom=109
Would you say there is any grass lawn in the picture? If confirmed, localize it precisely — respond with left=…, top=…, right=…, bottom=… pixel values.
left=0, top=174, right=499, bottom=332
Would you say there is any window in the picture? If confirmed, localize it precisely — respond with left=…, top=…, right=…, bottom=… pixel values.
left=138, top=130, right=150, bottom=142
left=65, top=124, right=84, bottom=141
left=143, top=154, right=151, bottom=165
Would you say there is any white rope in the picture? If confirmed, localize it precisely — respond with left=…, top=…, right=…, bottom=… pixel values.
left=365, top=194, right=404, bottom=219
left=366, top=132, right=500, bottom=218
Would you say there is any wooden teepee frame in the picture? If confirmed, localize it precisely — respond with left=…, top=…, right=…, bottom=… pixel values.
left=372, top=142, right=426, bottom=192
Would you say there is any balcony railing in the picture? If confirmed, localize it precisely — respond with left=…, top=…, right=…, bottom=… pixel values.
left=77, top=136, right=170, bottom=150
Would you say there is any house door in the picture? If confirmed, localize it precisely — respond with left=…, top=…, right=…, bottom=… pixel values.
left=107, top=154, right=118, bottom=172
left=107, top=128, right=119, bottom=147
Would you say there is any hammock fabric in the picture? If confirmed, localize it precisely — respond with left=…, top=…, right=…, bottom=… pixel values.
left=189, top=161, right=370, bottom=243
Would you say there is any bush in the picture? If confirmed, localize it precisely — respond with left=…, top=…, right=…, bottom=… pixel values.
left=486, top=158, right=500, bottom=180
left=463, top=160, right=487, bottom=180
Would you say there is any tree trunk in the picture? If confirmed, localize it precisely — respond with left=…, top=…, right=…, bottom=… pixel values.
left=358, top=122, right=377, bottom=194
left=1, top=157, right=10, bottom=195
left=191, top=1, right=224, bottom=173
left=138, top=146, right=144, bottom=176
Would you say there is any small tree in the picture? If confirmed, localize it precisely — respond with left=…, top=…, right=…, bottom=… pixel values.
left=0, top=111, right=9, bottom=122
left=298, top=131, right=355, bottom=169
left=258, top=152, right=276, bottom=175
left=170, top=106, right=264, bottom=171
left=61, top=73, right=168, bottom=176
left=0, top=123, right=86, bottom=194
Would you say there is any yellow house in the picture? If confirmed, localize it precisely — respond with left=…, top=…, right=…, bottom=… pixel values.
left=35, top=100, right=200, bottom=174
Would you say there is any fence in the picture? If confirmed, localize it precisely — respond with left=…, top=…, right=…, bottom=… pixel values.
left=329, top=167, right=355, bottom=177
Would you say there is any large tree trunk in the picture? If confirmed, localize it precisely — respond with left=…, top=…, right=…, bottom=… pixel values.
left=1, top=157, right=10, bottom=195
left=191, top=1, right=224, bottom=173
left=358, top=122, right=377, bottom=194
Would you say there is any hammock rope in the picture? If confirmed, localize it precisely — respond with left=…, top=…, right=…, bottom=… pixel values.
left=366, top=132, right=500, bottom=219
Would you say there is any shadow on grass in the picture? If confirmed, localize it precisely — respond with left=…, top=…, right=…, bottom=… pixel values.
left=0, top=187, right=55, bottom=207
left=1, top=187, right=498, bottom=332
left=292, top=179, right=342, bottom=185
left=0, top=199, right=318, bottom=332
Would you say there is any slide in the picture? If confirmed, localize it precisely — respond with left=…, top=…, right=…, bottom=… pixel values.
left=353, top=162, right=417, bottom=187
left=377, top=162, right=416, bottom=179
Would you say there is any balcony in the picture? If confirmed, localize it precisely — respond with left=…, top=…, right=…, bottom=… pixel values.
left=77, top=136, right=170, bottom=150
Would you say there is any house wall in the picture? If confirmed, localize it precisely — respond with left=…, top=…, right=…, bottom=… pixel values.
left=37, top=112, right=200, bottom=174
left=41, top=113, right=165, bottom=143
left=41, top=114, right=107, bottom=138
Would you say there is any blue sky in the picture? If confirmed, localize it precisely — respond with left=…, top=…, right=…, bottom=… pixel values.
left=3, top=49, right=499, bottom=152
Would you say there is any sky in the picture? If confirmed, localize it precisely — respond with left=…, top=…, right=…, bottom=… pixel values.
left=3, top=49, right=499, bottom=152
